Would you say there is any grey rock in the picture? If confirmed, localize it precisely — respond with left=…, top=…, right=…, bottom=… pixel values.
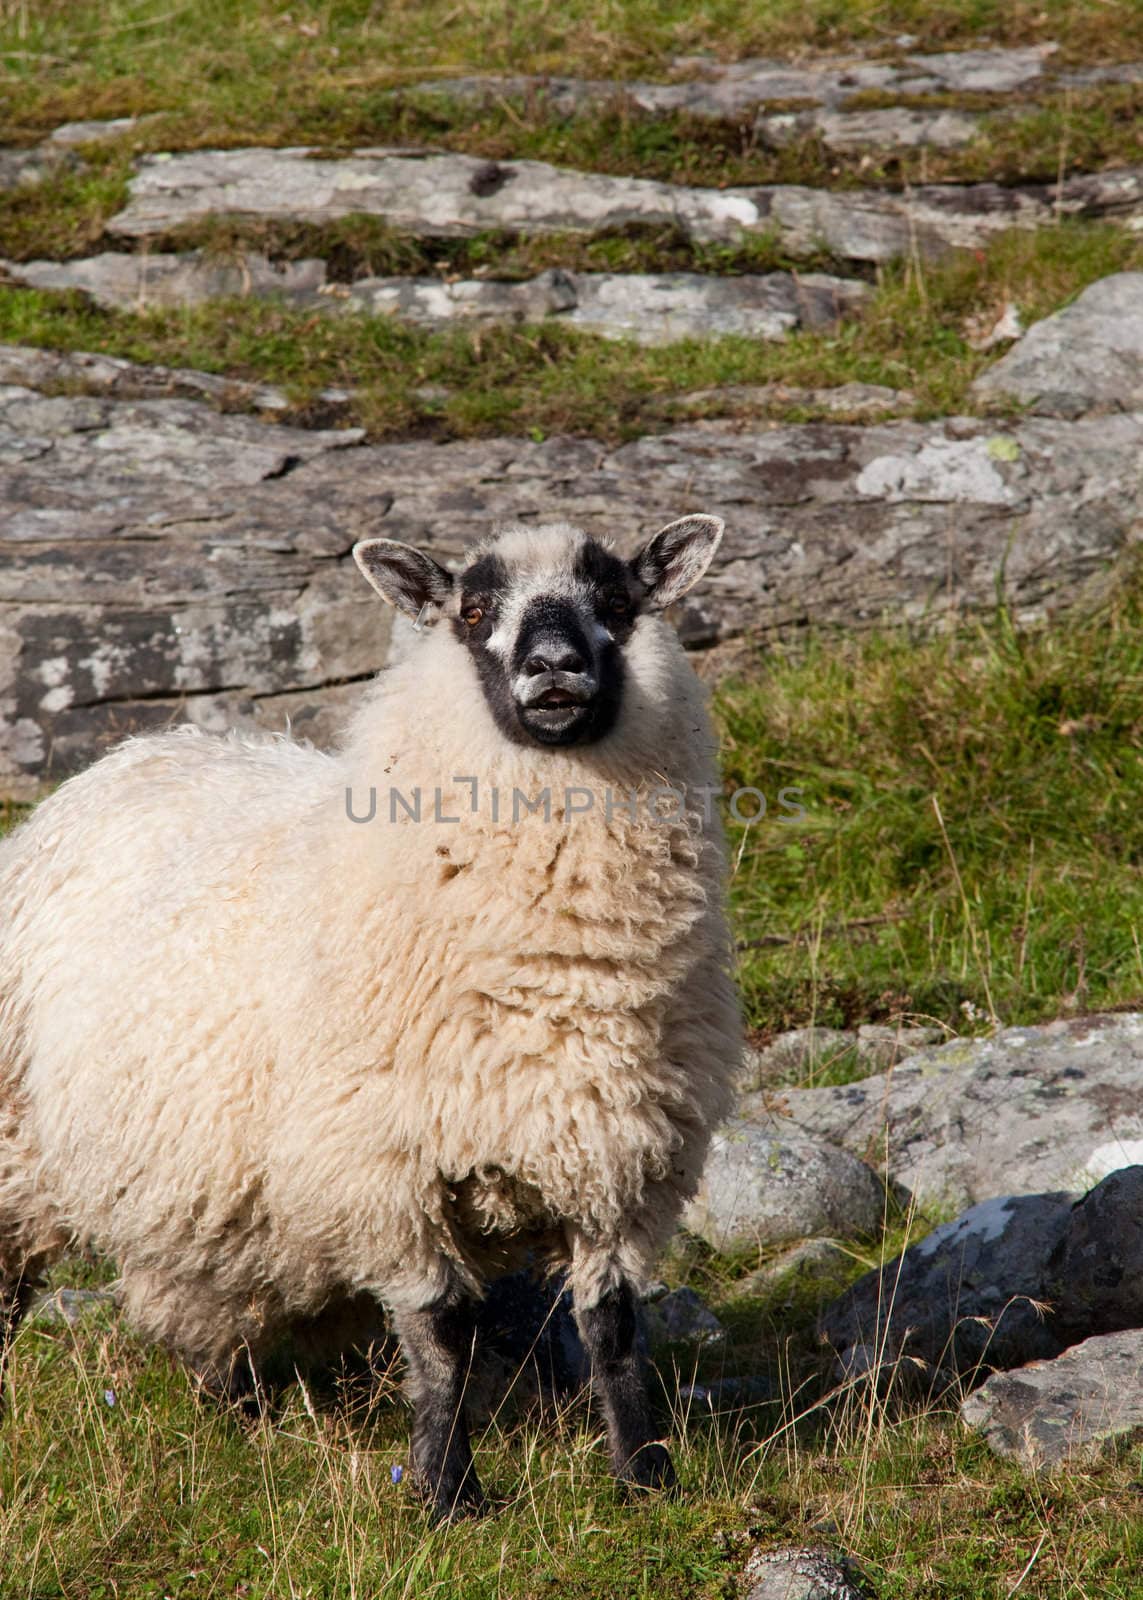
left=4, top=253, right=868, bottom=343
left=407, top=44, right=1061, bottom=121
left=739, top=1028, right=857, bottom=1091
left=2, top=250, right=329, bottom=312
left=1043, top=1166, right=1143, bottom=1345
left=3, top=363, right=1142, bottom=798
left=757, top=105, right=980, bottom=153
left=29, top=1287, right=115, bottom=1326
left=47, top=116, right=149, bottom=146
left=678, top=1374, right=773, bottom=1411
left=685, top=1123, right=885, bottom=1251
left=105, top=149, right=1143, bottom=265
left=820, top=1192, right=1073, bottom=1386
left=0, top=145, right=65, bottom=193
left=743, top=1546, right=866, bottom=1600
left=743, top=1238, right=852, bottom=1296
left=771, top=1015, right=1143, bottom=1209
left=973, top=272, right=1143, bottom=416
left=961, top=1329, right=1143, bottom=1470
left=642, top=1286, right=726, bottom=1347
left=855, top=1023, right=945, bottom=1069
left=670, top=380, right=909, bottom=421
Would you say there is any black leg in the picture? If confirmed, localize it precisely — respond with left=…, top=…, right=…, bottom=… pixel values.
left=0, top=1269, right=34, bottom=1416
left=576, top=1282, right=676, bottom=1493
left=393, top=1290, right=487, bottom=1522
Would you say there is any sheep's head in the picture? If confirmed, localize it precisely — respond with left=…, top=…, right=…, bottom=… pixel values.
left=353, top=516, right=723, bottom=748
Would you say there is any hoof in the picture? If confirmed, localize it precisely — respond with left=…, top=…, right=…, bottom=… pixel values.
left=424, top=1475, right=491, bottom=1525
left=618, top=1441, right=677, bottom=1496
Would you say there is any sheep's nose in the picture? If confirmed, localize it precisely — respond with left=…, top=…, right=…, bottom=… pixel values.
left=523, top=645, right=585, bottom=676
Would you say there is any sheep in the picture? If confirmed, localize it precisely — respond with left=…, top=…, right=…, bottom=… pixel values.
left=0, top=515, right=743, bottom=1519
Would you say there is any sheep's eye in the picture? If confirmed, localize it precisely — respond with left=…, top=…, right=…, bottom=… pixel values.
left=608, top=595, right=630, bottom=618
left=463, top=606, right=484, bottom=627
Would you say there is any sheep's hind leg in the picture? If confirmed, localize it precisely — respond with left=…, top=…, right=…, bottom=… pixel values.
left=392, top=1289, right=487, bottom=1522
left=0, top=1266, right=35, bottom=1415
left=576, top=1281, right=676, bottom=1494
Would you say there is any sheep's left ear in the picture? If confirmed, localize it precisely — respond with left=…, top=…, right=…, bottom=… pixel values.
left=353, top=538, right=455, bottom=620
left=629, top=515, right=724, bottom=609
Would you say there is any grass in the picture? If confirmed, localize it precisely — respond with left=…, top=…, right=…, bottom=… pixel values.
left=719, top=573, right=1143, bottom=1039
left=3, top=221, right=1141, bottom=439
left=4, top=1240, right=1143, bottom=1598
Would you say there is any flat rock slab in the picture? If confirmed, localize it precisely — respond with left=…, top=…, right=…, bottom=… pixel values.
left=742, top=1547, right=867, bottom=1600
left=2, top=253, right=868, bottom=342
left=106, top=149, right=1143, bottom=266
left=407, top=45, right=1064, bottom=118
left=961, top=1329, right=1143, bottom=1470
left=2, top=358, right=1142, bottom=797
left=819, top=1192, right=1073, bottom=1387
left=973, top=271, right=1143, bottom=416
left=760, top=1015, right=1143, bottom=1211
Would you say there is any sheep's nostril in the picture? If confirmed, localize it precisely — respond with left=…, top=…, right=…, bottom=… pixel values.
left=523, top=654, right=550, bottom=676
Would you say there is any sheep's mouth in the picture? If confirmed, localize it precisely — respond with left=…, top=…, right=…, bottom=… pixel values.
left=515, top=682, right=598, bottom=744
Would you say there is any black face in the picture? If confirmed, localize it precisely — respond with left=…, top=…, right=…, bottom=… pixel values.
left=451, top=541, right=640, bottom=747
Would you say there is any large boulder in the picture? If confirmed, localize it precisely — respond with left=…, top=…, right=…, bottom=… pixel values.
left=765, top=1015, right=1143, bottom=1211
left=973, top=273, right=1143, bottom=417
left=961, top=1329, right=1143, bottom=1471
left=684, top=1123, right=886, bottom=1252
left=4, top=354, right=1141, bottom=800
left=1043, top=1166, right=1143, bottom=1345
left=819, top=1193, right=1073, bottom=1386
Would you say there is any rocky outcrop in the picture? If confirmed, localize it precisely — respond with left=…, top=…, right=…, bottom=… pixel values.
left=973, top=271, right=1143, bottom=416
left=105, top=149, right=1143, bottom=265
left=3, top=361, right=1141, bottom=799
left=961, top=1329, right=1143, bottom=1470
left=760, top=1016, right=1143, bottom=1212
left=1, top=254, right=868, bottom=342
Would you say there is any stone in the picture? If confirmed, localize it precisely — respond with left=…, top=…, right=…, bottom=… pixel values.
left=28, top=1287, right=115, bottom=1326
left=642, top=1286, right=726, bottom=1347
left=670, top=382, right=911, bottom=420
left=961, top=1329, right=1143, bottom=1470
left=972, top=272, right=1143, bottom=416
left=684, top=1123, right=885, bottom=1252
left=769, top=1015, right=1143, bottom=1211
left=0, top=146, right=65, bottom=193
left=1043, top=1166, right=1143, bottom=1345
left=739, top=1028, right=857, bottom=1091
left=105, top=149, right=1143, bottom=265
left=819, top=1192, right=1073, bottom=1387
left=3, top=363, right=1142, bottom=798
left=47, top=116, right=153, bottom=146
left=743, top=1238, right=852, bottom=1297
left=742, top=1546, right=867, bottom=1600
left=3, top=253, right=868, bottom=342
left=757, top=106, right=979, bottom=153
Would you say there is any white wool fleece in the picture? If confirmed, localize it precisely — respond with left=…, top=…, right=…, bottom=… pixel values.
left=0, top=532, right=742, bottom=1371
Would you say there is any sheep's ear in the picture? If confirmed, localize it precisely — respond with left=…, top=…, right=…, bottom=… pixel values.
left=629, top=515, right=724, bottom=609
left=353, top=538, right=455, bottom=620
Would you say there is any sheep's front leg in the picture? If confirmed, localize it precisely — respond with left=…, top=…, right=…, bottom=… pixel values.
left=575, top=1280, right=676, bottom=1493
left=0, top=1268, right=34, bottom=1414
left=392, top=1290, right=487, bottom=1522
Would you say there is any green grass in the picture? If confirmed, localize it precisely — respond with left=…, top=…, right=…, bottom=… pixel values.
left=4, top=1244, right=1143, bottom=1598
left=3, top=222, right=1140, bottom=439
left=2, top=0, right=1141, bottom=151
left=719, top=574, right=1143, bottom=1038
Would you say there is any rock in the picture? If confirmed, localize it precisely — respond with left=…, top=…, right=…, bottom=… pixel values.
left=0, top=146, right=66, bottom=193
left=28, top=1287, right=115, bottom=1326
left=684, top=1123, right=885, bottom=1252
left=47, top=116, right=154, bottom=146
left=678, top=1374, right=773, bottom=1411
left=406, top=45, right=1063, bottom=121
left=961, top=1329, right=1143, bottom=1470
left=820, top=1193, right=1073, bottom=1386
left=642, top=1286, right=726, bottom=1347
left=770, top=1016, right=1143, bottom=1211
left=671, top=382, right=911, bottom=421
left=738, top=1024, right=945, bottom=1090
left=1043, top=1166, right=1143, bottom=1345
left=742, top=1546, right=867, bottom=1600
left=855, top=1023, right=945, bottom=1070
left=105, top=149, right=1143, bottom=265
left=3, top=366, right=1142, bottom=798
left=757, top=106, right=979, bottom=153
left=973, top=273, right=1143, bottom=416
left=4, top=252, right=868, bottom=342
left=743, top=1238, right=852, bottom=1297
left=2, top=251, right=329, bottom=312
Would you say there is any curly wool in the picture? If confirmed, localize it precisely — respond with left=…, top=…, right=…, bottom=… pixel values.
left=0, top=530, right=742, bottom=1372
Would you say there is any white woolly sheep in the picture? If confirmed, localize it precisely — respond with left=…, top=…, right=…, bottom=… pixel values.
left=0, top=515, right=743, bottom=1518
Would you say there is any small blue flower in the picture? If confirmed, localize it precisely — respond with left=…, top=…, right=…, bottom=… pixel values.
left=103, top=1388, right=117, bottom=1408
left=391, top=1464, right=403, bottom=1485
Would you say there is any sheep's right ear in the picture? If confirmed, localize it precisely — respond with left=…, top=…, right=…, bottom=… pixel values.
left=630, top=514, right=724, bottom=609
left=353, top=539, right=455, bottom=620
